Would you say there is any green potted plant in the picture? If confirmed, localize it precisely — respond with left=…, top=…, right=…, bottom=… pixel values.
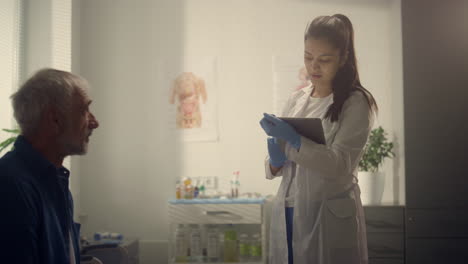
left=0, top=128, right=20, bottom=155
left=358, top=126, right=395, bottom=205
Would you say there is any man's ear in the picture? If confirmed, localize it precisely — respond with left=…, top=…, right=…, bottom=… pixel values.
left=44, top=106, right=63, bottom=135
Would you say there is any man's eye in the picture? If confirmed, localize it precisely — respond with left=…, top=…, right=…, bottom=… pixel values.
left=319, top=60, right=330, bottom=63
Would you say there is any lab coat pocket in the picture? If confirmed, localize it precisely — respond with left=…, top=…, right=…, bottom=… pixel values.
left=324, top=197, right=358, bottom=249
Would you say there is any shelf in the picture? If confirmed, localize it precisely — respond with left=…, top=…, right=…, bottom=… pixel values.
left=171, top=262, right=263, bottom=264
left=168, top=201, right=268, bottom=264
left=169, top=198, right=267, bottom=205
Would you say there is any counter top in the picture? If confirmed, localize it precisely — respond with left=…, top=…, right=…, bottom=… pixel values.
left=168, top=198, right=267, bottom=204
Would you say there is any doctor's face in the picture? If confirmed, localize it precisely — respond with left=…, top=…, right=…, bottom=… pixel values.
left=304, top=37, right=344, bottom=86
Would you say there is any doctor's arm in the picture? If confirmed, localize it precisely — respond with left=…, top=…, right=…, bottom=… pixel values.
left=262, top=92, right=297, bottom=180
left=285, top=93, right=373, bottom=182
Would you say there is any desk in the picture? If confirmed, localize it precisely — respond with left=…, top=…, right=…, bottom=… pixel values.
left=82, top=239, right=139, bottom=264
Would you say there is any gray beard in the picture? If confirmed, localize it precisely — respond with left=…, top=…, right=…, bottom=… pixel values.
left=59, top=135, right=87, bottom=156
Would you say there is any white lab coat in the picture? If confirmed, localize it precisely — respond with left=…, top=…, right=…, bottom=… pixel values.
left=265, top=85, right=373, bottom=264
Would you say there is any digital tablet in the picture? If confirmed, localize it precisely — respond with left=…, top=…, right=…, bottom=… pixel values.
left=280, top=117, right=326, bottom=145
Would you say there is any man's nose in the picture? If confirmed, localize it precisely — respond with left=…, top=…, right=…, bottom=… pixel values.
left=89, top=113, right=99, bottom=129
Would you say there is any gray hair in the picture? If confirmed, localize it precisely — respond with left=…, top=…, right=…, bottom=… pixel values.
left=11, top=68, right=89, bottom=136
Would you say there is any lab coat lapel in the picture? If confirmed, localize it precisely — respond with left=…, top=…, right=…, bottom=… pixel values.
left=291, top=85, right=313, bottom=117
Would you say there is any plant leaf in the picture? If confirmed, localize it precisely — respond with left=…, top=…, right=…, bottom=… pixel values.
left=358, top=126, right=395, bottom=172
left=0, top=136, right=17, bottom=154
left=2, top=128, right=20, bottom=134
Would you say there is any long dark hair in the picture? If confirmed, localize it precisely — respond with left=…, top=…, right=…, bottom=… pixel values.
left=305, top=14, right=378, bottom=122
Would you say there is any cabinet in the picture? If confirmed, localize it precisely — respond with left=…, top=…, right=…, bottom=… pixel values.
left=168, top=199, right=268, bottom=264
left=402, top=0, right=468, bottom=262
left=364, top=206, right=405, bottom=264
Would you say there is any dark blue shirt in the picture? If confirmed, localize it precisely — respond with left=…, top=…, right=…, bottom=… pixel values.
left=0, top=136, right=80, bottom=264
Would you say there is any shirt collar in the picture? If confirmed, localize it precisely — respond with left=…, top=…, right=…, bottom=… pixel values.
left=301, top=83, right=314, bottom=96
left=57, top=166, right=71, bottom=186
left=13, top=135, right=70, bottom=178
left=296, top=83, right=314, bottom=106
left=299, top=84, right=333, bottom=100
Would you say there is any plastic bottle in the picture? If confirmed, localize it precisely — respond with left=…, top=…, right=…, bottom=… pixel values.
left=249, top=233, right=262, bottom=262
left=194, top=180, right=200, bottom=199
left=190, top=225, right=203, bottom=262
left=235, top=174, right=240, bottom=198
left=223, top=225, right=238, bottom=262
left=109, top=232, right=123, bottom=240
left=183, top=177, right=193, bottom=199
left=175, top=224, right=188, bottom=262
left=199, top=179, right=206, bottom=198
left=231, top=171, right=240, bottom=198
left=176, top=181, right=182, bottom=199
left=206, top=225, right=220, bottom=262
left=230, top=176, right=235, bottom=198
left=238, top=233, right=250, bottom=262
left=93, top=231, right=110, bottom=241
left=219, top=226, right=225, bottom=261
left=93, top=232, right=123, bottom=242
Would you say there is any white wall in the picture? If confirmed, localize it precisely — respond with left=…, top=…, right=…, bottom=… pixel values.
left=78, top=0, right=404, bottom=262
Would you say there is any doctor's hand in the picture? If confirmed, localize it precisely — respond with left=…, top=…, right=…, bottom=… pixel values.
left=260, top=113, right=301, bottom=150
left=267, top=137, right=287, bottom=168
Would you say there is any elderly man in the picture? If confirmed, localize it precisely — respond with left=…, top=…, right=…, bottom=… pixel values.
left=0, top=68, right=99, bottom=263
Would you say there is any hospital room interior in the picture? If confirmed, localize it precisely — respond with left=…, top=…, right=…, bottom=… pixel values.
left=0, top=0, right=467, bottom=263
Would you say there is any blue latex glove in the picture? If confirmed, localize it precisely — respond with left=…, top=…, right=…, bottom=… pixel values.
left=267, top=137, right=287, bottom=167
left=259, top=113, right=301, bottom=150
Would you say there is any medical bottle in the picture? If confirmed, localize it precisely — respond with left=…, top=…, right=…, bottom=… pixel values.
left=175, top=224, right=188, bottom=262
left=249, top=233, right=262, bottom=262
left=223, top=224, right=238, bottom=262
left=189, top=224, right=203, bottom=262
left=175, top=181, right=182, bottom=199
left=183, top=177, right=193, bottom=199
left=206, top=225, right=220, bottom=262
left=235, top=174, right=240, bottom=198
left=93, top=231, right=110, bottom=241
left=238, top=233, right=250, bottom=262
left=230, top=176, right=235, bottom=198
left=194, top=180, right=200, bottom=198
left=231, top=171, right=240, bottom=198
left=199, top=179, right=206, bottom=198
left=219, top=226, right=225, bottom=260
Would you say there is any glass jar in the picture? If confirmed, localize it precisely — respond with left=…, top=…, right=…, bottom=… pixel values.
left=249, top=233, right=262, bottom=262
left=238, top=233, right=250, bottom=262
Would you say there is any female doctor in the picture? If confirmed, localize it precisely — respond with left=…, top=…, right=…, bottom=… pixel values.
left=260, top=14, right=377, bottom=264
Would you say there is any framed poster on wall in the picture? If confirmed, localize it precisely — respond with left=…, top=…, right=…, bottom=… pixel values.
left=157, top=56, right=219, bottom=142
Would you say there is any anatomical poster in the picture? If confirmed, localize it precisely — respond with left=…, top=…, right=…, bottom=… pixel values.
left=158, top=56, right=219, bottom=142
left=272, top=55, right=310, bottom=115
